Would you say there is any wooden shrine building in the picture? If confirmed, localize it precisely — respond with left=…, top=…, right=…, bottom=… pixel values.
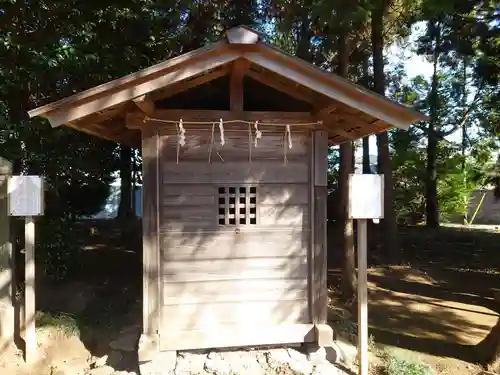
left=28, top=26, right=426, bottom=357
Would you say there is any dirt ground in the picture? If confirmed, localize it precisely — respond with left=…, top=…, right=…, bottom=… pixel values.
left=329, top=224, right=500, bottom=375
left=1, top=221, right=499, bottom=374
left=368, top=266, right=495, bottom=375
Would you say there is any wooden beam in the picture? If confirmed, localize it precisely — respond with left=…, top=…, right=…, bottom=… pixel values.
left=230, top=60, right=250, bottom=111
left=43, top=50, right=241, bottom=127
left=317, top=109, right=382, bottom=140
left=318, top=118, right=357, bottom=140
left=244, top=51, right=414, bottom=129
left=133, top=95, right=156, bottom=116
left=327, top=126, right=357, bottom=140
left=315, top=103, right=337, bottom=118
left=151, top=65, right=231, bottom=101
left=246, top=70, right=317, bottom=104
left=66, top=122, right=139, bottom=148
left=126, top=110, right=315, bottom=129
left=70, top=105, right=125, bottom=127
left=160, top=324, right=315, bottom=351
left=28, top=40, right=228, bottom=119
left=335, top=111, right=383, bottom=130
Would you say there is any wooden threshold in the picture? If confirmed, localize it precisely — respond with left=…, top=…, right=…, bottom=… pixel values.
left=159, top=323, right=315, bottom=351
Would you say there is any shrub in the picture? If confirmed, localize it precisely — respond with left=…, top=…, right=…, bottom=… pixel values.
left=385, top=352, right=434, bottom=375
left=37, top=218, right=80, bottom=282
left=36, top=311, right=80, bottom=337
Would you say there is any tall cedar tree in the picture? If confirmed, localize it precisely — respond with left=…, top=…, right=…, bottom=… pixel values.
left=118, top=146, right=134, bottom=219
left=371, top=0, right=400, bottom=261
left=361, top=52, right=372, bottom=174
left=337, top=23, right=357, bottom=299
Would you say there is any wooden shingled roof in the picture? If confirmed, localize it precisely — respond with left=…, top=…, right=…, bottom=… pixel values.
left=28, top=25, right=427, bottom=147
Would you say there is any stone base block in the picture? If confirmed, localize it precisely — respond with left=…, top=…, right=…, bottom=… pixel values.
left=138, top=333, right=160, bottom=363
left=139, top=349, right=177, bottom=375
left=315, top=323, right=334, bottom=347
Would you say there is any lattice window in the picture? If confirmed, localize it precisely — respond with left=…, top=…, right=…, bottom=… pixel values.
left=218, top=186, right=257, bottom=225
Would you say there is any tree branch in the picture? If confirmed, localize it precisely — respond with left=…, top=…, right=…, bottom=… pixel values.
left=438, top=81, right=485, bottom=137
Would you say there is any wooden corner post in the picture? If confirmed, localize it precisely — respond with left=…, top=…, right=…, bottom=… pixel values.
left=310, top=130, right=333, bottom=346
left=139, top=127, right=161, bottom=362
left=0, top=158, right=13, bottom=351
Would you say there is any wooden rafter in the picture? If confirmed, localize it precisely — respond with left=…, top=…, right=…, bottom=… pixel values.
left=246, top=70, right=317, bottom=104
left=318, top=119, right=357, bottom=141
left=315, top=105, right=390, bottom=141
left=151, top=65, right=231, bottom=101
left=68, top=119, right=139, bottom=148
left=315, top=103, right=337, bottom=118
left=67, top=122, right=118, bottom=143
left=133, top=95, right=156, bottom=116
left=41, top=50, right=240, bottom=127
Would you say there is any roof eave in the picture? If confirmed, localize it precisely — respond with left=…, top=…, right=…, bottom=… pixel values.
left=27, top=25, right=429, bottom=134
left=27, top=40, right=229, bottom=120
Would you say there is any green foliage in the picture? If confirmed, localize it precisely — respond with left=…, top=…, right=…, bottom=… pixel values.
left=392, top=131, right=497, bottom=224
left=0, top=0, right=497, bottom=281
left=37, top=218, right=80, bottom=282
left=384, top=351, right=435, bottom=375
left=391, top=129, right=427, bottom=224
left=36, top=311, right=80, bottom=337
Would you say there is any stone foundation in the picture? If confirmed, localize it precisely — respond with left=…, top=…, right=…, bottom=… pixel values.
left=138, top=345, right=345, bottom=375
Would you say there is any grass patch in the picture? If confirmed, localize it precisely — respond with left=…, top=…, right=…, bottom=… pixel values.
left=383, top=350, right=434, bottom=375
left=35, top=311, right=80, bottom=337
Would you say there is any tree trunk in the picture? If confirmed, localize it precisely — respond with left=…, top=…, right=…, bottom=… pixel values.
left=361, top=52, right=371, bottom=174
left=362, top=139, right=371, bottom=174
left=371, top=0, right=400, bottom=263
left=487, top=320, right=500, bottom=372
left=425, top=22, right=441, bottom=228
left=337, top=25, right=356, bottom=300
left=296, top=11, right=312, bottom=61
left=118, top=145, right=133, bottom=219
left=461, top=58, right=468, bottom=224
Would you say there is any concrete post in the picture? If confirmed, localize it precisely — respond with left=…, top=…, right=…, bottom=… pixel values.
left=0, top=156, right=13, bottom=350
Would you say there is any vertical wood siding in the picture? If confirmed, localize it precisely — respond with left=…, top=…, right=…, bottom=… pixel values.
left=158, top=130, right=312, bottom=344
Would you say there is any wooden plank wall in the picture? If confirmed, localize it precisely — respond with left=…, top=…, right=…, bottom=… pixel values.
left=158, top=129, right=312, bottom=338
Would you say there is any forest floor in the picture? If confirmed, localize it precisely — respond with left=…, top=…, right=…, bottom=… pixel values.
left=329, top=224, right=500, bottom=375
left=1, top=221, right=499, bottom=374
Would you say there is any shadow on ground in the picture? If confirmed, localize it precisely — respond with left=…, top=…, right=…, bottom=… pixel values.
left=328, top=224, right=500, bottom=367
left=6, top=220, right=500, bottom=373
left=35, top=219, right=144, bottom=374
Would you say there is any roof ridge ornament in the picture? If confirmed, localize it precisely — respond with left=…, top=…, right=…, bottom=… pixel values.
left=226, top=25, right=260, bottom=44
